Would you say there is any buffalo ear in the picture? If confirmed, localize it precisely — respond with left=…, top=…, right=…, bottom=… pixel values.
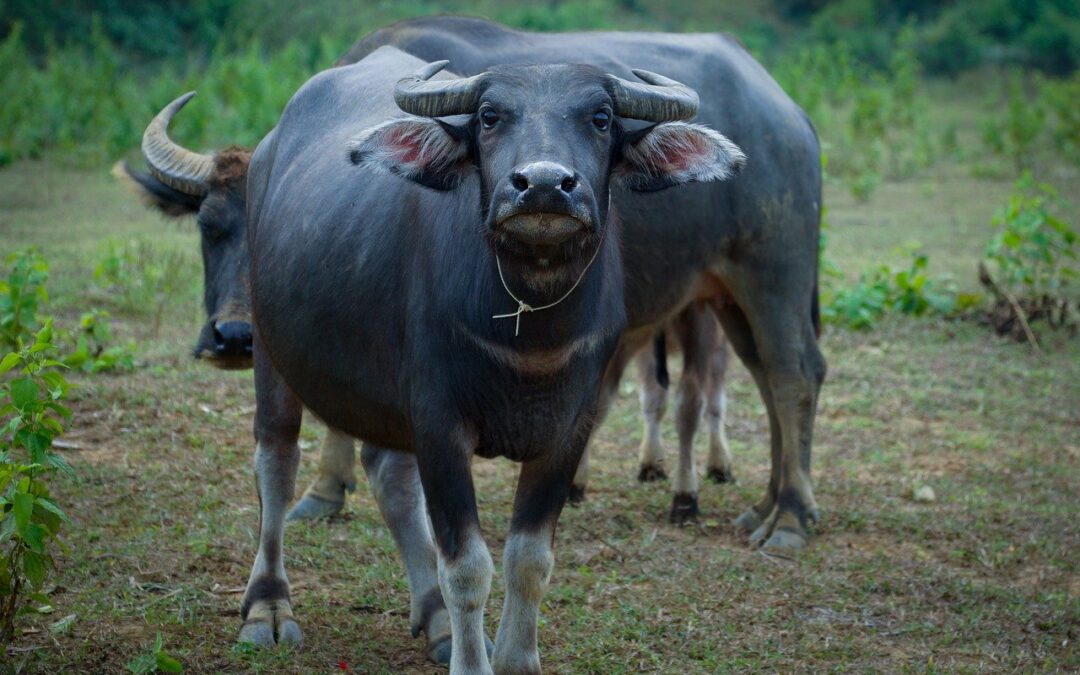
left=347, top=116, right=473, bottom=190
left=112, top=161, right=202, bottom=216
left=615, top=122, right=746, bottom=193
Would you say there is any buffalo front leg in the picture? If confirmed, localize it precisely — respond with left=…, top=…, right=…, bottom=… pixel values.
left=360, top=443, right=486, bottom=665
left=635, top=345, right=668, bottom=483
left=239, top=336, right=304, bottom=647
left=286, top=427, right=357, bottom=521
left=416, top=430, right=494, bottom=675
left=493, top=451, right=580, bottom=675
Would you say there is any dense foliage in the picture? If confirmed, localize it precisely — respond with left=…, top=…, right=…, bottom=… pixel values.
left=0, top=322, right=73, bottom=645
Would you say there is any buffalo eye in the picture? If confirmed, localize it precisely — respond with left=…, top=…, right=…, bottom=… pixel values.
left=198, top=217, right=226, bottom=241
left=592, top=110, right=611, bottom=131
left=480, top=108, right=499, bottom=129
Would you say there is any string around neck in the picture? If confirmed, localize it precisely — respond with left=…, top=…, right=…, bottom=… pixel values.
left=492, top=232, right=605, bottom=337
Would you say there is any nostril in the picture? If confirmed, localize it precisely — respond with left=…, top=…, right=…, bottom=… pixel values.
left=560, top=175, right=577, bottom=193
left=212, top=324, right=226, bottom=350
left=511, top=173, right=530, bottom=192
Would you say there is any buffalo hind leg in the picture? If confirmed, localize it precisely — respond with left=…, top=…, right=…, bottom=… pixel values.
left=239, top=336, right=304, bottom=648
left=669, top=309, right=708, bottom=524
left=705, top=330, right=735, bottom=484
left=714, top=291, right=824, bottom=554
left=635, top=344, right=668, bottom=482
left=286, top=427, right=357, bottom=521
left=493, top=449, right=581, bottom=675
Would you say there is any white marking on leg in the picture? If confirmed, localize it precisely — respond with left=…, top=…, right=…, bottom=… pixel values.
left=673, top=382, right=702, bottom=497
left=311, top=428, right=357, bottom=498
left=247, top=442, right=297, bottom=586
left=438, top=531, right=494, bottom=675
left=636, top=349, right=666, bottom=471
left=493, top=529, right=554, bottom=674
left=707, top=387, right=733, bottom=476
left=240, top=441, right=302, bottom=645
left=362, top=447, right=446, bottom=641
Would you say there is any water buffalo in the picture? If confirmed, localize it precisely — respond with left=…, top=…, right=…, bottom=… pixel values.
left=343, top=17, right=826, bottom=554
left=235, top=45, right=743, bottom=671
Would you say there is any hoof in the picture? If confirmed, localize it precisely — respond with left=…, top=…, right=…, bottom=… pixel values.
left=238, top=602, right=302, bottom=648
left=760, top=527, right=808, bottom=558
left=637, top=464, right=667, bottom=482
left=669, top=493, right=699, bottom=525
left=733, top=507, right=763, bottom=533
left=424, top=633, right=494, bottom=665
left=706, top=466, right=734, bottom=484
left=568, top=484, right=587, bottom=505
left=286, top=493, right=345, bottom=522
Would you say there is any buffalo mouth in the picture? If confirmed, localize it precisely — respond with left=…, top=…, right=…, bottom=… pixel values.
left=193, top=346, right=253, bottom=371
left=495, top=213, right=590, bottom=248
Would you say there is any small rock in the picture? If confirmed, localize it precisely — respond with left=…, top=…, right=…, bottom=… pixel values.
left=912, top=485, right=936, bottom=503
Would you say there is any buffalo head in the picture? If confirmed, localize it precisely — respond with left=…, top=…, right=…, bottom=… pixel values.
left=120, top=93, right=253, bottom=369
left=349, top=62, right=746, bottom=291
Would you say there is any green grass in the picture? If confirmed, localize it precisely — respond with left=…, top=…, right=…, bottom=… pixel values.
left=1, top=82, right=1078, bottom=673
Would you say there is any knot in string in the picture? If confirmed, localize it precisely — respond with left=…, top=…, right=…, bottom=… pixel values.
left=492, top=234, right=604, bottom=336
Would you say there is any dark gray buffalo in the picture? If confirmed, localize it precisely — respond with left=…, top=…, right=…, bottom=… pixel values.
left=349, top=17, right=826, bottom=550
left=239, top=45, right=743, bottom=672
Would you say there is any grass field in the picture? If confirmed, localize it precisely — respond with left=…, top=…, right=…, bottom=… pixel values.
left=1, top=89, right=1079, bottom=673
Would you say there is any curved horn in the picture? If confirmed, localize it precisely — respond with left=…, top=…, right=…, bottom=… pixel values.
left=142, top=91, right=213, bottom=197
left=394, top=60, right=489, bottom=117
left=607, top=69, right=700, bottom=122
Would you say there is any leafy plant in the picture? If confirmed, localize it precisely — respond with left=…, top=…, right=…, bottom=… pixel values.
left=0, top=321, right=73, bottom=644
left=985, top=173, right=1078, bottom=298
left=63, top=310, right=136, bottom=374
left=0, top=249, right=49, bottom=352
left=126, top=632, right=184, bottom=674
left=822, top=246, right=970, bottom=330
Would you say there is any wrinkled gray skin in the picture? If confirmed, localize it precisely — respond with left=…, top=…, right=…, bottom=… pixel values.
left=349, top=16, right=825, bottom=553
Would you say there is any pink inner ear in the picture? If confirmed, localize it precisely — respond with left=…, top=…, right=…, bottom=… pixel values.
left=655, top=134, right=708, bottom=173
left=385, top=127, right=426, bottom=165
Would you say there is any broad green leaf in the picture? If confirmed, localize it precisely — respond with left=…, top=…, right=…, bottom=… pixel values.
left=35, top=497, right=69, bottom=522
left=0, top=352, right=19, bottom=374
left=13, top=491, right=33, bottom=532
left=22, top=550, right=47, bottom=588
left=10, top=377, right=38, bottom=410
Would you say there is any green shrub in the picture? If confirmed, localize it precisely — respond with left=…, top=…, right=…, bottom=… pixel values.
left=0, top=321, right=73, bottom=645
left=985, top=172, right=1078, bottom=299
left=0, top=249, right=49, bottom=353
left=63, top=311, right=137, bottom=374
left=822, top=246, right=970, bottom=330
